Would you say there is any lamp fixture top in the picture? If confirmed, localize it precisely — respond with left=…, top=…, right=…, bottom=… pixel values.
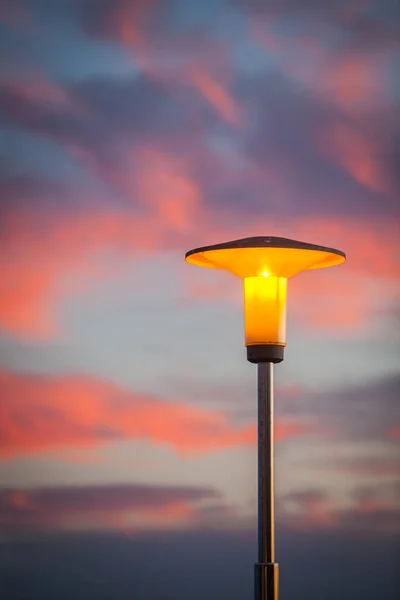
left=185, top=236, right=346, bottom=279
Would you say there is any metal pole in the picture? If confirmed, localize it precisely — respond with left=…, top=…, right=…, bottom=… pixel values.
left=254, top=362, right=279, bottom=600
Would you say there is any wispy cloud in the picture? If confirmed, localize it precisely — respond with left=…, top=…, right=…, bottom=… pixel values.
left=0, top=482, right=221, bottom=534
left=0, top=369, right=259, bottom=458
left=0, top=369, right=318, bottom=459
left=278, top=483, right=400, bottom=535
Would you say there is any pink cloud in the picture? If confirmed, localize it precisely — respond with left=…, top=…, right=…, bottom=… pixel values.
left=279, top=487, right=400, bottom=533
left=0, top=369, right=316, bottom=460
left=0, top=155, right=207, bottom=339
left=251, top=21, right=396, bottom=200
left=321, top=53, right=389, bottom=111
left=5, top=75, right=71, bottom=107
left=0, top=370, right=252, bottom=458
left=388, top=425, right=400, bottom=440
left=0, top=72, right=86, bottom=122
left=252, top=19, right=391, bottom=112
left=186, top=67, right=242, bottom=125
left=0, top=482, right=219, bottom=534
left=134, top=146, right=202, bottom=231
left=98, top=0, right=242, bottom=126
left=317, top=122, right=395, bottom=197
left=279, top=490, right=338, bottom=530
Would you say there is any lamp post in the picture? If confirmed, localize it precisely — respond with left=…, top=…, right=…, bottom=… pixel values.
left=185, top=236, right=346, bottom=600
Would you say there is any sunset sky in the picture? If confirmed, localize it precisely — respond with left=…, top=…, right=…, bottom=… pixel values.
left=0, top=1, right=399, bottom=599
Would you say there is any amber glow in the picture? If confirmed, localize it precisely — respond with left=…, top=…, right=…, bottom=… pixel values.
left=244, top=276, right=287, bottom=346
left=186, top=239, right=345, bottom=348
left=185, top=246, right=345, bottom=279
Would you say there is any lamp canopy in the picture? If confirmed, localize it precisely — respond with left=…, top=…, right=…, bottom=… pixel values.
left=185, top=236, right=346, bottom=363
left=185, top=236, right=346, bottom=279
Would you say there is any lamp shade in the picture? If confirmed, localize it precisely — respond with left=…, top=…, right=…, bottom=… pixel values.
left=185, top=237, right=345, bottom=361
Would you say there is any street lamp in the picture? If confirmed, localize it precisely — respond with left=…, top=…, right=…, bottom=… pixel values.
left=185, top=236, right=346, bottom=600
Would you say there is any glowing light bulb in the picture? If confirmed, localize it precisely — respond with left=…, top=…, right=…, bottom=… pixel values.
left=244, top=276, right=287, bottom=346
left=262, top=271, right=269, bottom=277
